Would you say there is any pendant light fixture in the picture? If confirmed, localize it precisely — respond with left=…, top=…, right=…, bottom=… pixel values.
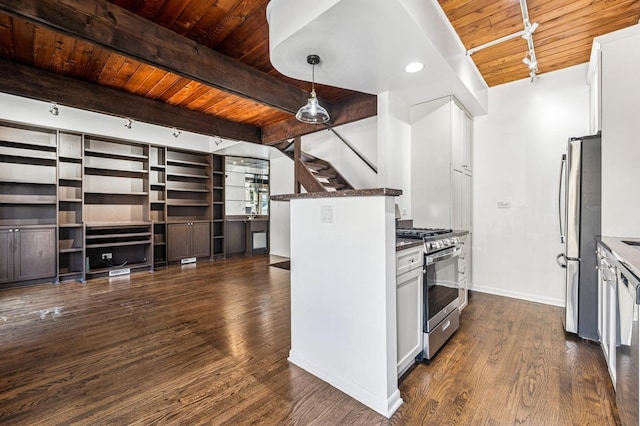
left=296, top=54, right=330, bottom=124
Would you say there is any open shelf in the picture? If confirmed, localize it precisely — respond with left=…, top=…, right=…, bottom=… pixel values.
left=85, top=148, right=148, bottom=161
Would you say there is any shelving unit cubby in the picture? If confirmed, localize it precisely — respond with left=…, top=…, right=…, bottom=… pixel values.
left=212, top=154, right=225, bottom=259
left=150, top=145, right=167, bottom=268
left=166, top=149, right=212, bottom=262
left=83, top=137, right=152, bottom=276
left=57, top=132, right=85, bottom=282
left=0, top=124, right=58, bottom=286
left=85, top=223, right=152, bottom=278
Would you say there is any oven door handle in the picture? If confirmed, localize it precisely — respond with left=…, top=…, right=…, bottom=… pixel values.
left=425, top=247, right=462, bottom=265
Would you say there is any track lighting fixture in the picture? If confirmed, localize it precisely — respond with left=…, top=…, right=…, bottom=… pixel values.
left=466, top=0, right=540, bottom=82
left=124, top=118, right=133, bottom=129
left=49, top=103, right=59, bottom=116
left=172, top=128, right=181, bottom=138
left=296, top=54, right=330, bottom=124
left=522, top=54, right=537, bottom=70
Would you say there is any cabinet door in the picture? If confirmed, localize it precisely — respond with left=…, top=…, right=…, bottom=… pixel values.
left=14, top=227, right=56, bottom=281
left=191, top=222, right=211, bottom=258
left=397, top=267, right=423, bottom=376
left=462, top=171, right=472, bottom=231
left=167, top=223, right=191, bottom=261
left=0, top=229, right=13, bottom=283
left=451, top=167, right=463, bottom=230
left=450, top=102, right=464, bottom=166
left=462, top=112, right=472, bottom=171
left=225, top=220, right=246, bottom=256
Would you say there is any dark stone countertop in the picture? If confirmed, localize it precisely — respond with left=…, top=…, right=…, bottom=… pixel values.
left=271, top=188, right=402, bottom=201
left=599, top=236, right=640, bottom=279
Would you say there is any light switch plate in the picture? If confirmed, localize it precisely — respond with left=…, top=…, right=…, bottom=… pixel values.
left=497, top=201, right=511, bottom=209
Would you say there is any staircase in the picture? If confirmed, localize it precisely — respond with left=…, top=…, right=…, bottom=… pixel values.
left=272, top=138, right=353, bottom=193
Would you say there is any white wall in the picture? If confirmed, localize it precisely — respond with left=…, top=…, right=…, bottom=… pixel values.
left=377, top=92, right=412, bottom=218
left=302, top=117, right=378, bottom=189
left=270, top=156, right=294, bottom=257
left=473, top=64, right=590, bottom=306
left=0, top=92, right=219, bottom=152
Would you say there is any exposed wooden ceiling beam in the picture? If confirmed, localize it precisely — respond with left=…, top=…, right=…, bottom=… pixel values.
left=0, top=58, right=262, bottom=143
left=261, top=93, right=377, bottom=145
left=0, top=0, right=312, bottom=114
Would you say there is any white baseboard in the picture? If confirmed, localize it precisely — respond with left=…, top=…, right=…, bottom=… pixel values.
left=471, top=284, right=564, bottom=307
left=288, top=351, right=403, bottom=418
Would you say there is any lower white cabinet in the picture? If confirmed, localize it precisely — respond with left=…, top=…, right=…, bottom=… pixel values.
left=396, top=247, right=423, bottom=377
left=597, top=242, right=618, bottom=386
left=458, top=234, right=471, bottom=311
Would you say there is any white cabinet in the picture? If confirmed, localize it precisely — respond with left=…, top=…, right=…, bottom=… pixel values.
left=592, top=25, right=640, bottom=237
left=451, top=167, right=472, bottom=231
left=411, top=96, right=473, bottom=231
left=458, top=233, right=471, bottom=310
left=597, top=242, right=617, bottom=386
left=396, top=246, right=423, bottom=377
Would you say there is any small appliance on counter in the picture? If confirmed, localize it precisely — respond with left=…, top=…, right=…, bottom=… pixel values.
left=396, top=227, right=463, bottom=359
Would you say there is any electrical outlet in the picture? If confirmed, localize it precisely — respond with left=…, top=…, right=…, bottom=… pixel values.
left=497, top=201, right=511, bottom=209
left=102, top=252, right=112, bottom=260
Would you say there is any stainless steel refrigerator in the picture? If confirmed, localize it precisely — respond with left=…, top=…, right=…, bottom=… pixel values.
left=556, top=134, right=601, bottom=341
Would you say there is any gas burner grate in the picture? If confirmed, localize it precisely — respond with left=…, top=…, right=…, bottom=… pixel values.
left=396, top=228, right=453, bottom=240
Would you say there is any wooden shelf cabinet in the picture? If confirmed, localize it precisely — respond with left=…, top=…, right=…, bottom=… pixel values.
left=167, top=221, right=211, bottom=262
left=84, top=137, right=149, bottom=224
left=0, top=121, right=231, bottom=283
left=0, top=124, right=57, bottom=228
left=85, top=223, right=152, bottom=278
left=0, top=226, right=56, bottom=284
left=150, top=145, right=167, bottom=267
left=58, top=132, right=85, bottom=282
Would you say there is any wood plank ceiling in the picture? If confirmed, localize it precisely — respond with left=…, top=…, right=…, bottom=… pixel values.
left=440, top=0, right=640, bottom=87
left=0, top=0, right=638, bottom=144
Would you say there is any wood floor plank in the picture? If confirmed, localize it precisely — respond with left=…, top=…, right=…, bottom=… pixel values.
left=0, top=257, right=620, bottom=425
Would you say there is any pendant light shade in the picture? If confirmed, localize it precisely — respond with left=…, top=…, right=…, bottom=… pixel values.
left=296, top=54, right=330, bottom=124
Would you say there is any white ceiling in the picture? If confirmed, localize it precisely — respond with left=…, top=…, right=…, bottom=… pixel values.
left=267, top=0, right=488, bottom=116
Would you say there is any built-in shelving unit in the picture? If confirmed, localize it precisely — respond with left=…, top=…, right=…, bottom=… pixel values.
left=0, top=120, right=236, bottom=284
left=57, top=132, right=85, bottom=282
left=212, top=154, right=225, bottom=259
left=0, top=124, right=57, bottom=286
left=166, top=149, right=212, bottom=263
left=150, top=145, right=167, bottom=268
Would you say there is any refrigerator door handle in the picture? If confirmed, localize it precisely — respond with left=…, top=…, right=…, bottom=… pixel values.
left=556, top=253, right=580, bottom=268
left=556, top=253, right=567, bottom=268
left=558, top=155, right=566, bottom=244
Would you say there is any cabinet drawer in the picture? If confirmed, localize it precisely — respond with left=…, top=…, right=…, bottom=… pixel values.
left=396, top=247, right=423, bottom=276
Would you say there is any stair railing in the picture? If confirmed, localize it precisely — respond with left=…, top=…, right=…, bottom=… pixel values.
left=328, top=128, right=377, bottom=174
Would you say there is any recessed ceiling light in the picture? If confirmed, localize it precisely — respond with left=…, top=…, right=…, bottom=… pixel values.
left=404, top=62, right=424, bottom=73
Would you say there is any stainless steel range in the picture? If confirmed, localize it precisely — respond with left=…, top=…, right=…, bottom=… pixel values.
left=396, top=228, right=461, bottom=359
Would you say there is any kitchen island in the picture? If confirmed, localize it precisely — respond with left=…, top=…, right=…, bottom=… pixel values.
left=271, top=188, right=402, bottom=418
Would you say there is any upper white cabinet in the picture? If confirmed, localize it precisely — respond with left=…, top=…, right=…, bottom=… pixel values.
left=451, top=104, right=473, bottom=172
left=591, top=25, right=640, bottom=237
left=411, top=96, right=473, bottom=231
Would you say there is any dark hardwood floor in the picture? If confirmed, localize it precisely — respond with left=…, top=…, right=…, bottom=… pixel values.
left=0, top=255, right=619, bottom=425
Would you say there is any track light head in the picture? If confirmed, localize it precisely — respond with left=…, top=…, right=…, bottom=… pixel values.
left=124, top=118, right=133, bottom=129
left=49, top=103, right=59, bottom=116
left=172, top=128, right=181, bottom=138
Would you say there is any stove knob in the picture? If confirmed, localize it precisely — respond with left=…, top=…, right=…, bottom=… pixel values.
left=443, top=239, right=450, bottom=246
